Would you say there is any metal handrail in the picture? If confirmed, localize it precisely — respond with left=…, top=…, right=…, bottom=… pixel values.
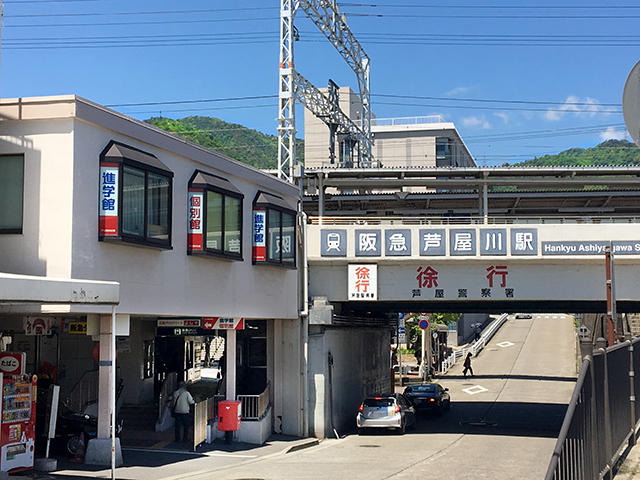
left=309, top=215, right=640, bottom=226
left=238, top=382, right=271, bottom=420
left=441, top=313, right=509, bottom=374
left=545, top=357, right=592, bottom=480
left=66, top=370, right=99, bottom=413
left=157, top=372, right=177, bottom=421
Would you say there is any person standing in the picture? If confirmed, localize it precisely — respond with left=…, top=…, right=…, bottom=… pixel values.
left=463, top=352, right=474, bottom=378
left=172, top=381, right=195, bottom=443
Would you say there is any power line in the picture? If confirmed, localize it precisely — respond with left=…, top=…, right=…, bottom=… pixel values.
left=374, top=100, right=622, bottom=114
left=5, top=16, right=277, bottom=28
left=7, top=8, right=278, bottom=18
left=374, top=93, right=621, bottom=108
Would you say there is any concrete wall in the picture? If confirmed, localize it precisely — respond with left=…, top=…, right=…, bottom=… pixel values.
left=269, top=318, right=303, bottom=436
left=308, top=326, right=391, bottom=438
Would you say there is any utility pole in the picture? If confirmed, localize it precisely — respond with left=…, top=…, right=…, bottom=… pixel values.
left=605, top=245, right=617, bottom=346
left=277, top=0, right=374, bottom=182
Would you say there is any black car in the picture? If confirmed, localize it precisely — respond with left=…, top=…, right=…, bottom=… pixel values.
left=403, top=383, right=450, bottom=414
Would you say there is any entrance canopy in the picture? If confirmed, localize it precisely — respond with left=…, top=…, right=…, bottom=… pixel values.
left=0, top=272, right=119, bottom=305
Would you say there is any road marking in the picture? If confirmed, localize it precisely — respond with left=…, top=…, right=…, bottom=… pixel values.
left=496, top=341, right=514, bottom=348
left=462, top=385, right=488, bottom=395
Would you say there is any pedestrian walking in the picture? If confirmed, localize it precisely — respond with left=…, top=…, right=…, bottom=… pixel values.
left=463, top=352, right=474, bottom=378
left=172, top=381, right=195, bottom=443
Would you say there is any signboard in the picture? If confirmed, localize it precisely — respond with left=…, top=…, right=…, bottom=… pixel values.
left=67, top=322, right=87, bottom=335
left=24, top=317, right=54, bottom=335
left=397, top=325, right=406, bottom=343
left=157, top=319, right=202, bottom=327
left=187, top=190, right=204, bottom=251
left=0, top=353, right=25, bottom=375
left=252, top=208, right=267, bottom=261
left=321, top=230, right=347, bottom=257
left=577, top=325, right=591, bottom=339
left=203, top=317, right=244, bottom=330
left=355, top=230, right=381, bottom=257
left=99, top=164, right=119, bottom=236
left=348, top=264, right=378, bottom=300
left=419, top=319, right=429, bottom=330
left=542, top=241, right=640, bottom=256
left=385, top=229, right=412, bottom=256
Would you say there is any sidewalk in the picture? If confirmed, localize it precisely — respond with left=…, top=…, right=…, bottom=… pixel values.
left=615, top=443, right=640, bottom=479
left=10, top=435, right=319, bottom=480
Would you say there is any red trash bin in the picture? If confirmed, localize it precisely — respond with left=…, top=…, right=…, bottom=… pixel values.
left=218, top=400, right=241, bottom=436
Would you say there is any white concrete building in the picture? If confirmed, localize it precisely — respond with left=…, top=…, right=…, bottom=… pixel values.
left=0, top=95, right=304, bottom=454
left=303, top=86, right=475, bottom=169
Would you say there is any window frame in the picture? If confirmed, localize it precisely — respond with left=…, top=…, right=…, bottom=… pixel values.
left=99, top=141, right=174, bottom=249
left=0, top=154, right=25, bottom=234
left=252, top=191, right=297, bottom=268
left=188, top=170, right=244, bottom=261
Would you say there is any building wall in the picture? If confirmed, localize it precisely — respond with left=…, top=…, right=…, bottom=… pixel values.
left=308, top=326, right=390, bottom=438
left=303, top=86, right=474, bottom=170
left=0, top=98, right=300, bottom=320
left=0, top=118, right=75, bottom=277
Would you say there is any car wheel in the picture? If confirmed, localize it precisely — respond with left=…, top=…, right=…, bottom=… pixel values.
left=445, top=399, right=451, bottom=411
left=67, top=435, right=80, bottom=456
left=358, top=427, right=365, bottom=436
left=399, top=419, right=406, bottom=435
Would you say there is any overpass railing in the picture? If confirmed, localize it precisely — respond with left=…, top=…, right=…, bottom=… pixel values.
left=441, top=313, right=509, bottom=374
left=545, top=337, right=640, bottom=480
left=310, top=216, right=640, bottom=226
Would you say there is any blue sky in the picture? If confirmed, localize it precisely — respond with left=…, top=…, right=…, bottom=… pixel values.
left=2, top=0, right=639, bottom=165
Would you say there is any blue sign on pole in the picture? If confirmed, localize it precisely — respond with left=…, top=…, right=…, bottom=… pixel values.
left=419, top=319, right=429, bottom=330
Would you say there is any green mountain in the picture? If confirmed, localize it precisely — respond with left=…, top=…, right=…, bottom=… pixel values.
left=515, top=139, right=640, bottom=166
left=145, top=116, right=304, bottom=170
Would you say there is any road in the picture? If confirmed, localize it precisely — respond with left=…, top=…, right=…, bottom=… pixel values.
left=49, top=314, right=577, bottom=480
left=196, top=313, right=577, bottom=480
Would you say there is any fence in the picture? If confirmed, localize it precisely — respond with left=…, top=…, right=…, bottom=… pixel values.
left=192, top=395, right=224, bottom=451
left=545, top=337, right=640, bottom=480
left=440, top=313, right=509, bottom=375
left=190, top=382, right=270, bottom=450
left=238, top=382, right=271, bottom=420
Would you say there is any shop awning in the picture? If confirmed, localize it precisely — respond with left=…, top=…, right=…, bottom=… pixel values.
left=0, top=272, right=119, bottom=305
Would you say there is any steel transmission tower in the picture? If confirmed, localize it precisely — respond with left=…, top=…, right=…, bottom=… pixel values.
left=277, top=0, right=373, bottom=182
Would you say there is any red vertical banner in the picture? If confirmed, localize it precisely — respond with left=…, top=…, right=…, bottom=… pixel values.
left=99, top=164, right=119, bottom=236
left=188, top=189, right=204, bottom=251
left=252, top=208, right=266, bottom=261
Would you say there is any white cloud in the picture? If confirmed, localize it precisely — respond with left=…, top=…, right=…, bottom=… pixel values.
left=494, top=112, right=509, bottom=124
left=445, top=86, right=471, bottom=96
left=461, top=116, right=492, bottom=129
left=599, top=127, right=629, bottom=141
left=545, top=95, right=605, bottom=121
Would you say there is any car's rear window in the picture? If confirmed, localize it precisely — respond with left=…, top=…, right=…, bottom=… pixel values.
left=406, top=385, right=437, bottom=393
left=364, top=398, right=394, bottom=407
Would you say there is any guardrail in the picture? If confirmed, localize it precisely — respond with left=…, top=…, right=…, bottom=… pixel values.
left=441, top=313, right=509, bottom=375
left=238, top=382, right=270, bottom=420
left=545, top=338, right=640, bottom=480
left=192, top=394, right=224, bottom=451
left=310, top=216, right=640, bottom=226
left=371, top=116, right=446, bottom=127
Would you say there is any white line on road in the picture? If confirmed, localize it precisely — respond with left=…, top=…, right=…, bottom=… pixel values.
left=462, top=385, right=488, bottom=395
left=497, top=341, right=514, bottom=348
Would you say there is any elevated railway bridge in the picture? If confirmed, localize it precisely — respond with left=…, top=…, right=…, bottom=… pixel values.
left=300, top=165, right=640, bottom=450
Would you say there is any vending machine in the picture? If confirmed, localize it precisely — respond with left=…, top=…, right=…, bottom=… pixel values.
left=0, top=372, right=37, bottom=472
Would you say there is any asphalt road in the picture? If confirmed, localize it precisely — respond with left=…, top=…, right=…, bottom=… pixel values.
left=38, top=314, right=577, bottom=480
left=201, top=314, right=577, bottom=480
